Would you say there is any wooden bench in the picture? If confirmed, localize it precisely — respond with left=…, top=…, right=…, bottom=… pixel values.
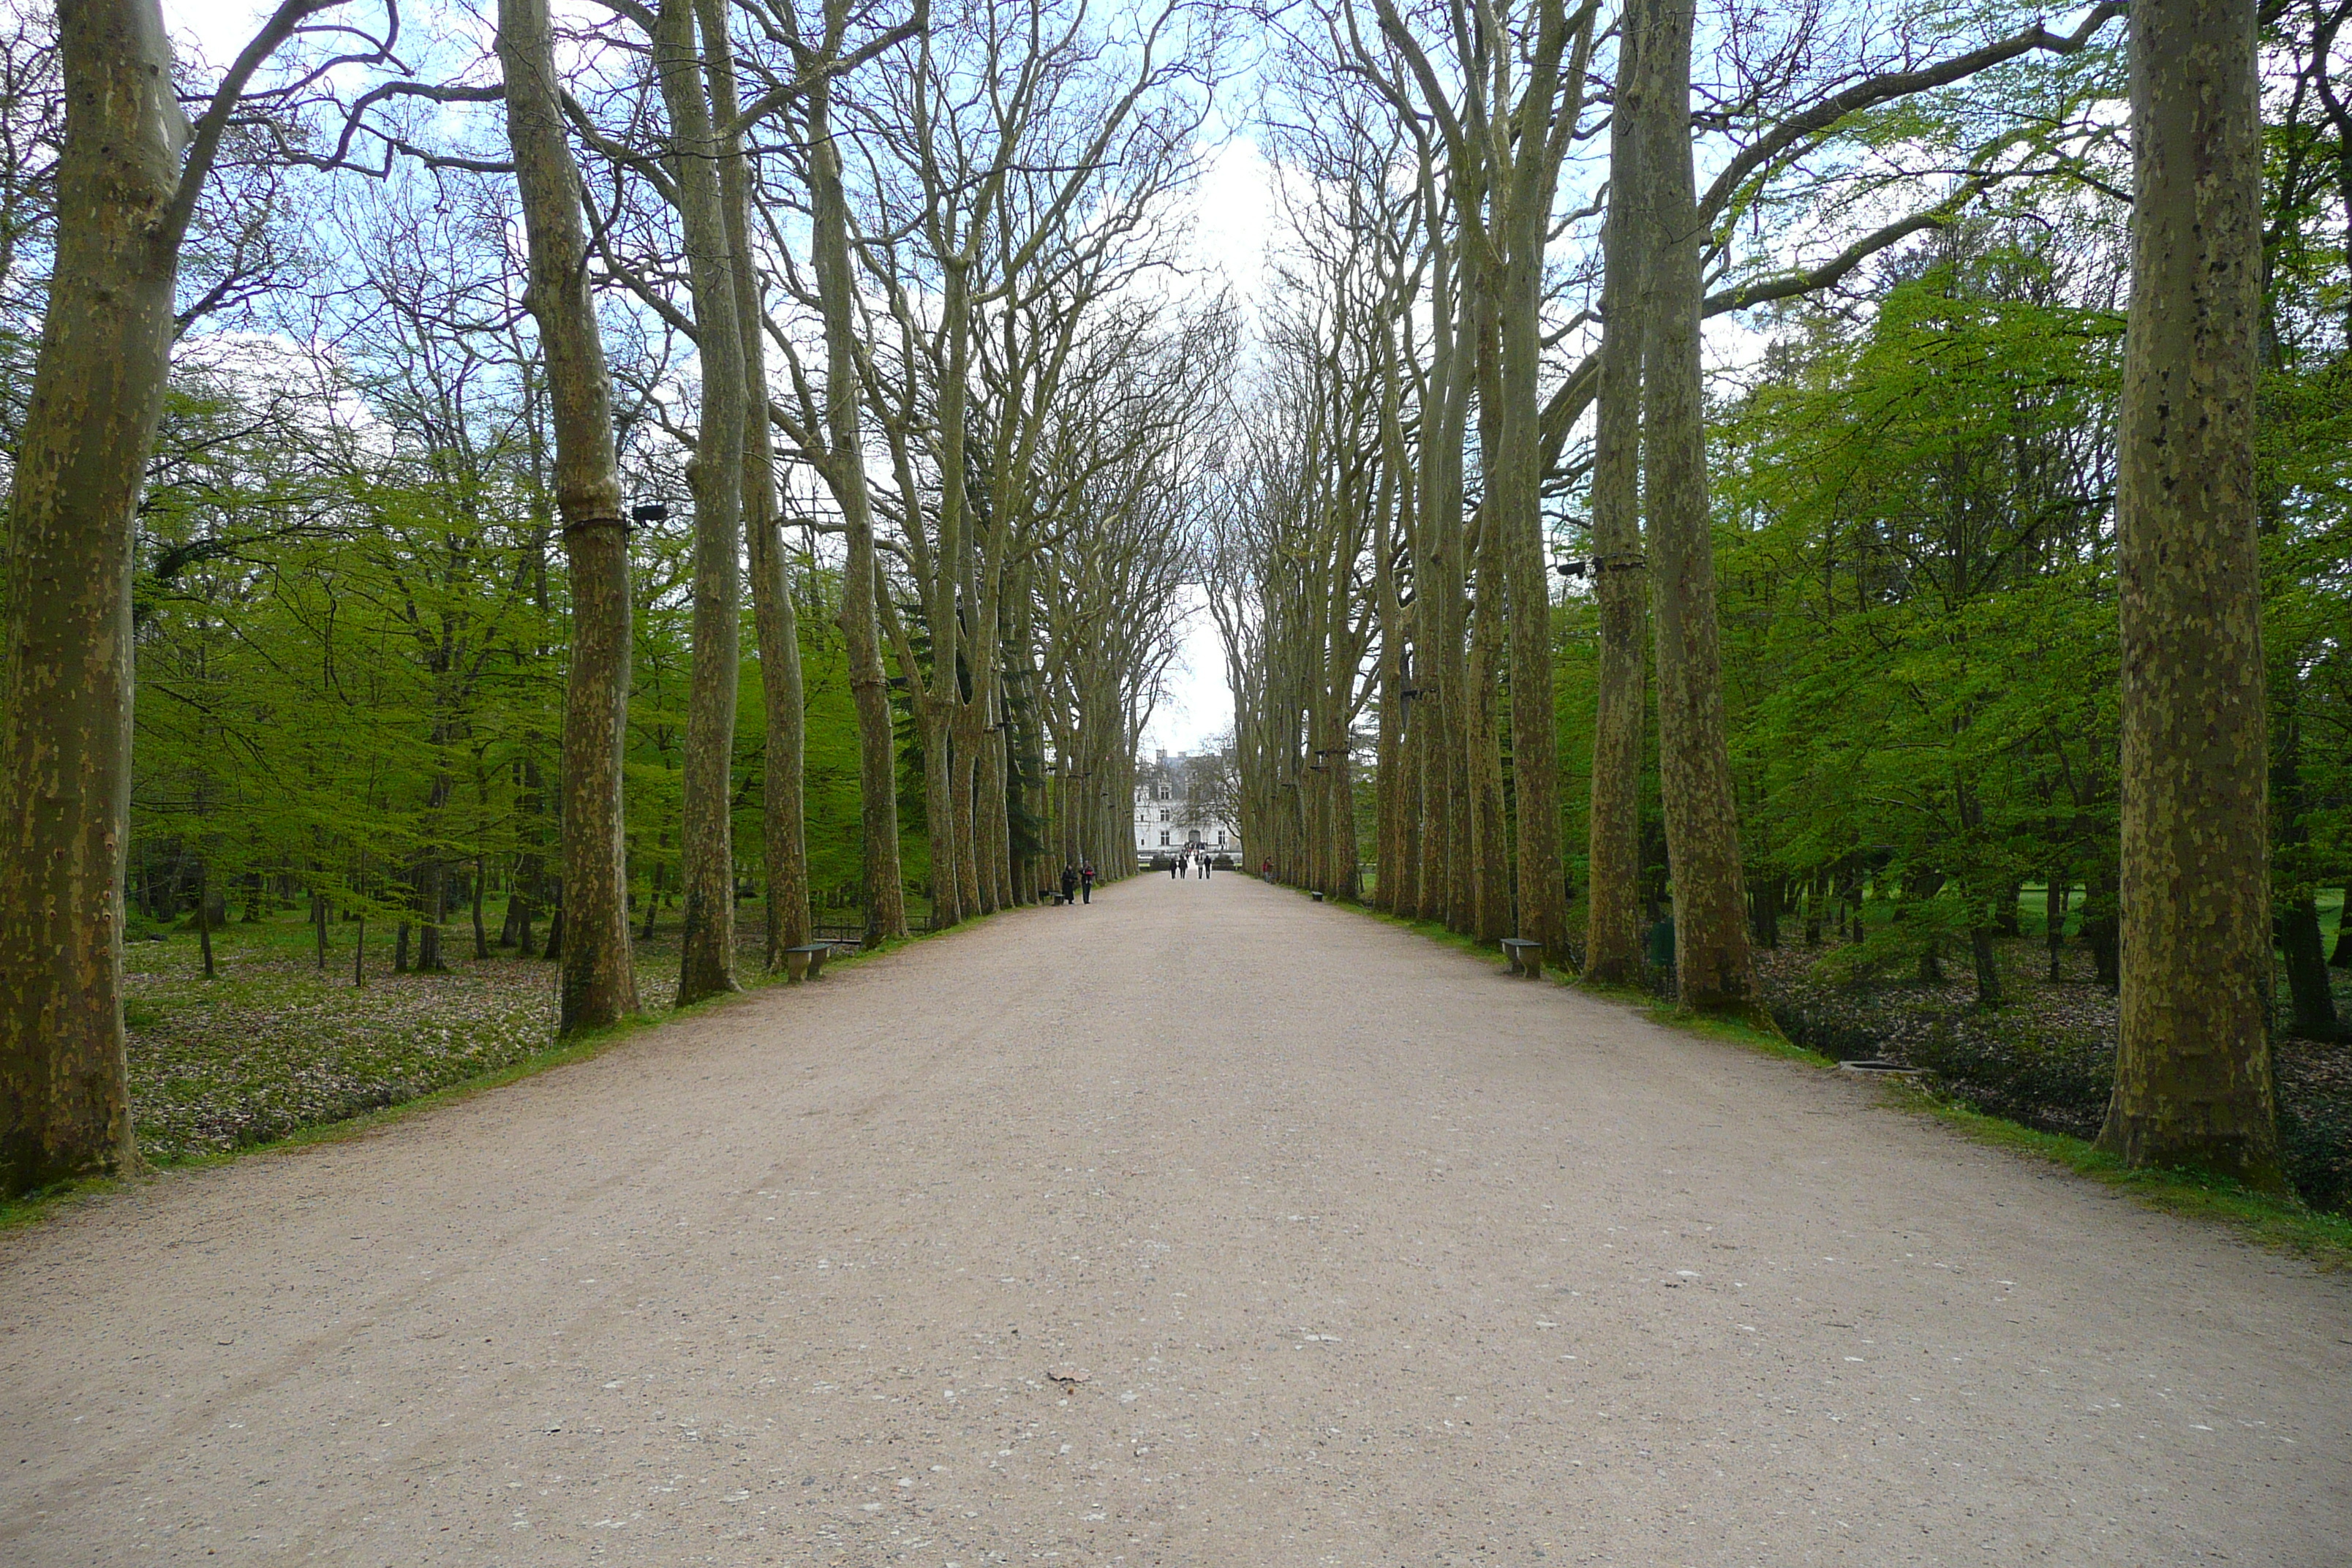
left=1501, top=937, right=1545, bottom=978
left=784, top=943, right=832, bottom=981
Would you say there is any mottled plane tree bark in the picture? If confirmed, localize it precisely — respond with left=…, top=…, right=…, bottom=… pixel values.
left=1354, top=0, right=1594, bottom=958
left=2095, top=0, right=2283, bottom=1186
left=696, top=0, right=810, bottom=968
left=804, top=0, right=908, bottom=943
left=498, top=0, right=641, bottom=1031
left=652, top=0, right=745, bottom=1005
left=1579, top=0, right=1649, bottom=987
left=0, top=0, right=355, bottom=1195
left=1631, top=0, right=1759, bottom=1015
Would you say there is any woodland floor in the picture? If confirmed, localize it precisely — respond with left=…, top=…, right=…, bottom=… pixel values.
left=5, top=872, right=2349, bottom=1566
left=119, top=901, right=889, bottom=1161
left=1751, top=937, right=2352, bottom=1211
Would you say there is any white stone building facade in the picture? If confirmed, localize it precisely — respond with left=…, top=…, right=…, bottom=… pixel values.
left=1133, top=750, right=1242, bottom=862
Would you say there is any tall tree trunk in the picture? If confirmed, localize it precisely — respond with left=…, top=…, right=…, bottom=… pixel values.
left=1467, top=512, right=1509, bottom=943
left=1496, top=85, right=1569, bottom=970
left=1637, top=0, right=1760, bottom=1017
left=953, top=721, right=984, bottom=914
left=2082, top=867, right=2119, bottom=992
left=745, top=468, right=810, bottom=965
left=499, top=0, right=639, bottom=1031
left=660, top=0, right=742, bottom=1006
left=2095, top=0, right=2282, bottom=1186
left=809, top=48, right=906, bottom=945
left=1422, top=219, right=1474, bottom=933
left=1583, top=18, right=1651, bottom=985
left=1395, top=641, right=1425, bottom=918
left=471, top=854, right=489, bottom=960
left=196, top=862, right=215, bottom=979
left=2267, top=673, right=2335, bottom=1039
left=938, top=257, right=987, bottom=927
left=923, top=717, right=959, bottom=928
left=1371, top=539, right=1403, bottom=913
left=1412, top=633, right=1444, bottom=921
left=416, top=857, right=446, bottom=973
left=2279, top=896, right=2338, bottom=1039
left=704, top=0, right=808, bottom=969
left=0, top=0, right=190, bottom=1192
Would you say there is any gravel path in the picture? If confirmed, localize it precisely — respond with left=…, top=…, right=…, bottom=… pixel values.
left=4, top=873, right=2348, bottom=1566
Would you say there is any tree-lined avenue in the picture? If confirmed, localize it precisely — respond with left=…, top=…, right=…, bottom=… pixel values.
left=2, top=876, right=2344, bottom=1564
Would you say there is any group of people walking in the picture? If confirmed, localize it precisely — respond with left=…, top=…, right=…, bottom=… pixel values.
left=1047, top=847, right=1221, bottom=906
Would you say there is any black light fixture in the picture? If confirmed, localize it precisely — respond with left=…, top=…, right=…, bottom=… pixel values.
left=632, top=502, right=669, bottom=524
left=1563, top=552, right=1647, bottom=576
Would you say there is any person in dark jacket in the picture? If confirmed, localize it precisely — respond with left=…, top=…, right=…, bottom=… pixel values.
left=1058, top=864, right=1078, bottom=905
left=1079, top=860, right=1096, bottom=902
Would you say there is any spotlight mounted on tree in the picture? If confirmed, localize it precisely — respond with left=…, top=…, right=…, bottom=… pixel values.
left=1567, top=553, right=1648, bottom=576
left=631, top=503, right=669, bottom=524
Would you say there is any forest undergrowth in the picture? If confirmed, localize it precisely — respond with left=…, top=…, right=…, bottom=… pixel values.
left=118, top=902, right=896, bottom=1161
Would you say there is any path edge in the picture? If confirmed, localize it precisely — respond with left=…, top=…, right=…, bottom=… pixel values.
left=0, top=899, right=1046, bottom=1233
left=1306, top=887, right=2352, bottom=1273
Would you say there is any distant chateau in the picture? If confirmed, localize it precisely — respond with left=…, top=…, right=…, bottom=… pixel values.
left=1133, top=750, right=1242, bottom=864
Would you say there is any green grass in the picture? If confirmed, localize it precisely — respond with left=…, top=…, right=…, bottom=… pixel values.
left=1635, top=1000, right=1824, bottom=1065
left=1330, top=888, right=2352, bottom=1272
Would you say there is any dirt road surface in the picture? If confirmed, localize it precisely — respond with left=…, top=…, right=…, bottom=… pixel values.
left=4, top=873, right=2347, bottom=1566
